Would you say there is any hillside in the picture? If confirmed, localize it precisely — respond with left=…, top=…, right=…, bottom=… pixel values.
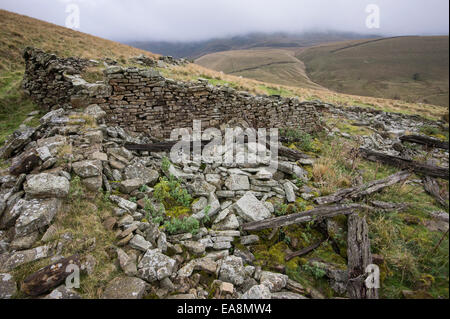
left=195, top=48, right=323, bottom=90
left=195, top=36, right=449, bottom=108
left=128, top=31, right=379, bottom=59
left=0, top=9, right=157, bottom=145
left=297, top=36, right=449, bottom=107
left=0, top=9, right=157, bottom=72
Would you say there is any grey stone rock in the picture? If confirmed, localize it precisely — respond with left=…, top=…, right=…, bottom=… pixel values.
left=219, top=256, right=246, bottom=286
left=0, top=273, right=17, bottom=299
left=192, top=197, right=208, bottom=214
left=85, top=104, right=106, bottom=121
left=225, top=175, right=250, bottom=191
left=10, top=231, right=39, bottom=250
left=182, top=241, right=206, bottom=255
left=260, top=271, right=289, bottom=292
left=116, top=248, right=137, bottom=276
left=14, top=198, right=62, bottom=237
left=213, top=213, right=240, bottom=231
left=241, top=235, right=259, bottom=245
left=283, top=182, right=296, bottom=203
left=82, top=175, right=103, bottom=192
left=240, top=284, right=271, bottom=299
left=24, top=173, right=70, bottom=198
left=278, top=161, right=308, bottom=181
left=72, top=160, right=102, bottom=178
left=0, top=126, right=35, bottom=159
left=178, top=258, right=218, bottom=278
left=234, top=192, right=271, bottom=222
left=102, top=277, right=147, bottom=299
left=44, top=285, right=82, bottom=299
left=129, top=234, right=152, bottom=252
left=124, top=163, right=159, bottom=186
left=0, top=245, right=51, bottom=272
left=110, top=195, right=137, bottom=213
left=119, top=179, right=144, bottom=194
left=233, top=249, right=255, bottom=265
left=137, top=249, right=176, bottom=282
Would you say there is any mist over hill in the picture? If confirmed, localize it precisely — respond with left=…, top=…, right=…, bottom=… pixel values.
left=127, top=31, right=380, bottom=59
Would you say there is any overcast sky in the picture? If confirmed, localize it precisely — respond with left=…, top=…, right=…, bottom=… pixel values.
left=1, top=0, right=448, bottom=42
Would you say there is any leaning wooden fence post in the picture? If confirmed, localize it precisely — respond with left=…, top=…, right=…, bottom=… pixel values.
left=347, top=214, right=379, bottom=299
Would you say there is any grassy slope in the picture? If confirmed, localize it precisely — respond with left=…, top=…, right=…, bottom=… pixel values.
left=195, top=48, right=323, bottom=90
left=0, top=9, right=158, bottom=146
left=297, top=36, right=449, bottom=107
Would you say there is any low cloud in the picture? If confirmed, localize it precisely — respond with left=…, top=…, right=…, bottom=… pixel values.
left=1, top=0, right=448, bottom=42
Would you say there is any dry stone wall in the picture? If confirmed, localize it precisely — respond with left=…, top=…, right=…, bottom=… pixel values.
left=23, top=48, right=322, bottom=139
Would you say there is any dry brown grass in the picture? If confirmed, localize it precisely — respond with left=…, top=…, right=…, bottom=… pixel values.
left=166, top=63, right=448, bottom=120
left=0, top=9, right=158, bottom=72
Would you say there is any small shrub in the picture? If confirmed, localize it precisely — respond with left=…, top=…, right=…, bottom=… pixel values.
left=274, top=204, right=289, bottom=216
left=303, top=264, right=327, bottom=279
left=164, top=217, right=199, bottom=235
left=161, top=156, right=171, bottom=173
left=154, top=176, right=192, bottom=208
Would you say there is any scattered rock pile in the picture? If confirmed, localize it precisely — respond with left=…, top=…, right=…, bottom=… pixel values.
left=0, top=104, right=317, bottom=299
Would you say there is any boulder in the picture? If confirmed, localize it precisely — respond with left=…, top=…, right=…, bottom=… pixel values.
left=24, top=173, right=70, bottom=198
left=129, top=234, right=152, bottom=252
left=9, top=149, right=41, bottom=176
left=82, top=175, right=103, bottom=192
left=219, top=256, right=246, bottom=286
left=240, top=284, right=271, bottom=299
left=225, top=175, right=250, bottom=191
left=101, top=277, right=147, bottom=299
left=119, top=179, right=144, bottom=194
left=178, top=258, right=218, bottom=278
left=0, top=127, right=35, bottom=159
left=0, top=245, right=51, bottom=272
left=0, top=273, right=17, bottom=299
left=85, top=104, right=106, bottom=121
left=72, top=160, right=102, bottom=178
left=278, top=161, right=308, bottom=181
left=137, top=249, right=176, bottom=282
left=234, top=192, right=271, bottom=222
left=110, top=195, right=137, bottom=213
left=43, top=285, right=82, bottom=299
left=116, top=248, right=137, bottom=276
left=260, top=271, right=289, bottom=292
left=283, top=182, right=296, bottom=203
left=13, top=198, right=62, bottom=237
left=124, top=163, right=159, bottom=186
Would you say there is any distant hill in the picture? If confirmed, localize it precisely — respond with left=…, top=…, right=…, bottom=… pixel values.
left=297, top=36, right=449, bottom=107
left=196, top=48, right=323, bottom=90
left=127, top=31, right=379, bottom=59
left=196, top=36, right=449, bottom=107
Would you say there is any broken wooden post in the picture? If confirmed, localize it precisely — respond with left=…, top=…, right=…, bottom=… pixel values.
left=400, top=135, right=449, bottom=150
left=285, top=238, right=327, bottom=261
left=241, top=203, right=372, bottom=232
left=423, top=176, right=449, bottom=210
left=347, top=214, right=378, bottom=299
left=21, top=254, right=81, bottom=296
left=315, top=171, right=411, bottom=205
left=359, top=148, right=449, bottom=180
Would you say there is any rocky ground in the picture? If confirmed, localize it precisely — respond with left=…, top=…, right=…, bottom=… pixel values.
left=0, top=99, right=448, bottom=299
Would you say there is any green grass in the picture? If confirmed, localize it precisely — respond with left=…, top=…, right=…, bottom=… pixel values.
left=0, top=70, right=40, bottom=146
left=367, top=182, right=449, bottom=298
left=298, top=36, right=449, bottom=107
